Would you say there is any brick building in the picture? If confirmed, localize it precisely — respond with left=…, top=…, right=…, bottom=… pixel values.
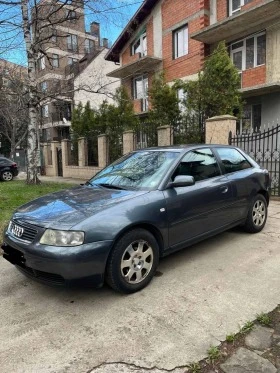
left=34, top=0, right=111, bottom=141
left=106, top=0, right=280, bottom=132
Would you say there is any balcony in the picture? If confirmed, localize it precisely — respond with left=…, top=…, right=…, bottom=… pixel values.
left=107, top=55, right=162, bottom=79
left=191, top=0, right=280, bottom=44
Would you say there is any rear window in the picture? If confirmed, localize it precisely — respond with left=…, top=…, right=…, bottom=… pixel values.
left=216, top=148, right=252, bottom=174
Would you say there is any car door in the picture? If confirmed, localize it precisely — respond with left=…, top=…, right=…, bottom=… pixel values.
left=163, top=147, right=234, bottom=248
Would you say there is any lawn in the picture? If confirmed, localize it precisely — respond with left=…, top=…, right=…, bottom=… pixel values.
left=0, top=180, right=74, bottom=239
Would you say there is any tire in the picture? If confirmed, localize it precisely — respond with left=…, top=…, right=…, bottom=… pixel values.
left=1, top=171, right=13, bottom=181
left=106, top=229, right=159, bottom=294
left=243, top=194, right=267, bottom=233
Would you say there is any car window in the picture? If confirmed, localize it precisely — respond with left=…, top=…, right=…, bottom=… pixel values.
left=172, top=148, right=220, bottom=182
left=216, top=148, right=252, bottom=174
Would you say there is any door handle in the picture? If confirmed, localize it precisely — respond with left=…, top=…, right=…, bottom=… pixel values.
left=220, top=186, right=228, bottom=194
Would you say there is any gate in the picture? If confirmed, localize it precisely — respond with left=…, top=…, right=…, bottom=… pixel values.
left=57, top=148, right=63, bottom=177
left=229, top=124, right=280, bottom=196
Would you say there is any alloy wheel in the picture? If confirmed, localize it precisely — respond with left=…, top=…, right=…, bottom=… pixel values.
left=2, top=171, right=13, bottom=181
left=121, top=240, right=153, bottom=284
left=252, top=200, right=266, bottom=227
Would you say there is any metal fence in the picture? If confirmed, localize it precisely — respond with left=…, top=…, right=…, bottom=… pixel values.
left=229, top=124, right=280, bottom=196
left=135, top=122, right=158, bottom=149
left=68, top=139, right=78, bottom=166
left=87, top=137, right=98, bottom=167
left=173, top=115, right=205, bottom=145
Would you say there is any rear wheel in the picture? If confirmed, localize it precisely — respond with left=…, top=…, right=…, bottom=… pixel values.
left=106, top=229, right=159, bottom=294
left=0, top=171, right=13, bottom=181
left=243, top=194, right=267, bottom=233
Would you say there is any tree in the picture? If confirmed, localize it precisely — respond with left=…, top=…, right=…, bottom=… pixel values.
left=148, top=72, right=181, bottom=126
left=0, top=64, right=28, bottom=159
left=182, top=41, right=243, bottom=119
left=0, top=0, right=140, bottom=183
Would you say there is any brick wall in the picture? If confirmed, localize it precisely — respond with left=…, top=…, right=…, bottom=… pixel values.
left=242, top=65, right=266, bottom=88
left=217, top=0, right=267, bottom=21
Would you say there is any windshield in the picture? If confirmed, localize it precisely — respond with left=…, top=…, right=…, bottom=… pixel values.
left=89, top=150, right=180, bottom=190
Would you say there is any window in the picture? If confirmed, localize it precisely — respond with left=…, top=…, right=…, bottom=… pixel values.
left=230, top=32, right=266, bottom=71
left=41, top=81, right=47, bottom=92
left=173, top=148, right=220, bottom=182
left=173, top=25, right=188, bottom=59
left=85, top=39, right=95, bottom=54
left=229, top=0, right=253, bottom=16
left=133, top=75, right=148, bottom=111
left=51, top=54, right=59, bottom=68
left=67, top=34, right=78, bottom=52
left=37, top=56, right=45, bottom=71
left=41, top=105, right=49, bottom=118
left=238, top=104, right=261, bottom=133
left=131, top=31, right=147, bottom=57
left=66, top=10, right=76, bottom=22
left=216, top=148, right=252, bottom=174
left=51, top=29, right=57, bottom=43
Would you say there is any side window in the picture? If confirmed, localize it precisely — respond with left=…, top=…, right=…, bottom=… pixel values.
left=173, top=148, right=220, bottom=182
left=216, top=148, right=252, bottom=174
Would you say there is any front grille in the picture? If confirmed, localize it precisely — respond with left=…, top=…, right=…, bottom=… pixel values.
left=17, top=265, right=65, bottom=285
left=9, top=220, right=38, bottom=242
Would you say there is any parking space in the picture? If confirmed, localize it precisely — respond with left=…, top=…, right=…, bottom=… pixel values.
left=1, top=201, right=280, bottom=373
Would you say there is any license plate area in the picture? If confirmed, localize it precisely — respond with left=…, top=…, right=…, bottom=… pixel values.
left=2, top=244, right=26, bottom=266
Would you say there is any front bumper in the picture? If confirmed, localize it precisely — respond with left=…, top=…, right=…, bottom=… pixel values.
left=2, top=233, right=113, bottom=287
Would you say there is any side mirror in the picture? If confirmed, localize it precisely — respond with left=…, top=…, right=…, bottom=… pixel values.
left=168, top=175, right=195, bottom=188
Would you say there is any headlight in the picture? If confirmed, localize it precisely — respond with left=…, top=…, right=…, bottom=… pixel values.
left=40, top=229, right=84, bottom=246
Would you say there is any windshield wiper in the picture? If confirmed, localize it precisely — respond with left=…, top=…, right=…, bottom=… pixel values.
left=98, top=183, right=128, bottom=190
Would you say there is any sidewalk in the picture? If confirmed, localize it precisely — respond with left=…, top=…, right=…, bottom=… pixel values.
left=16, top=172, right=86, bottom=185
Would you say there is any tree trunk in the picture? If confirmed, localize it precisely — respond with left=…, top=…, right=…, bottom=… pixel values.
left=21, top=0, right=40, bottom=184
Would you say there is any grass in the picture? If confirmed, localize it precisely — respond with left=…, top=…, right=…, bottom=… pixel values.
left=207, top=345, right=220, bottom=363
left=226, top=333, right=237, bottom=343
left=187, top=362, right=201, bottom=372
left=256, top=312, right=271, bottom=326
left=0, top=180, right=74, bottom=238
left=239, top=321, right=255, bottom=334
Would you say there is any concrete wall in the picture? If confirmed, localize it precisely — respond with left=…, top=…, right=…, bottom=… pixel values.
left=74, top=49, right=120, bottom=109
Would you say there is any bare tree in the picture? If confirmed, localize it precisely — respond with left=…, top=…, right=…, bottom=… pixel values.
left=0, top=0, right=141, bottom=184
left=0, top=63, right=29, bottom=159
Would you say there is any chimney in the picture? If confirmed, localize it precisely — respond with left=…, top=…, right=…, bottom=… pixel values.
left=90, top=22, right=100, bottom=45
left=102, top=38, right=108, bottom=48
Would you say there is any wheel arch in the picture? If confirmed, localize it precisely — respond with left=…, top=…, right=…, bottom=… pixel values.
left=257, top=189, right=269, bottom=206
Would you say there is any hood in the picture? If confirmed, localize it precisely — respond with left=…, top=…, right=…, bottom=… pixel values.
left=13, top=185, right=149, bottom=229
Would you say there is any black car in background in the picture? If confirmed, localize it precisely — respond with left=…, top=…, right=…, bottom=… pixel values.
left=0, top=157, right=19, bottom=181
left=2, top=145, right=270, bottom=293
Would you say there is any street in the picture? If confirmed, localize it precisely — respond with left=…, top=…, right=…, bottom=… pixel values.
left=1, top=201, right=280, bottom=373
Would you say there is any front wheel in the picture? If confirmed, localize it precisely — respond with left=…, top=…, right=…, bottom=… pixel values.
left=0, top=171, right=13, bottom=181
left=106, top=229, right=159, bottom=294
left=243, top=194, right=268, bottom=233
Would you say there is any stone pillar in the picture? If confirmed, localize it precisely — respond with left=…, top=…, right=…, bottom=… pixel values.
left=98, top=134, right=108, bottom=169
left=205, top=115, right=237, bottom=145
left=61, top=139, right=70, bottom=168
left=123, top=130, right=135, bottom=155
left=42, top=143, right=48, bottom=166
left=157, top=126, right=173, bottom=146
left=50, top=141, right=60, bottom=176
left=78, top=137, right=88, bottom=167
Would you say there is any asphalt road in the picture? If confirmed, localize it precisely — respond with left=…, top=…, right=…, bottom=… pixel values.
left=1, top=201, right=280, bottom=373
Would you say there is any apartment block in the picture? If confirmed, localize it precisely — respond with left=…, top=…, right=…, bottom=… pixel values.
left=34, top=0, right=102, bottom=141
left=106, top=0, right=280, bottom=131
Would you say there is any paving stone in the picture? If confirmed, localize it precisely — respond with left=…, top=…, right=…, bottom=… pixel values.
left=220, top=347, right=277, bottom=373
left=245, top=325, right=274, bottom=350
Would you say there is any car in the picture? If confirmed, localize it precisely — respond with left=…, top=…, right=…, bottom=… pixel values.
left=0, top=157, right=19, bottom=181
left=1, top=145, right=270, bottom=293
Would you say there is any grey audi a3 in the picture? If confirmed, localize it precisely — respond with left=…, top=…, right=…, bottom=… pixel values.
left=2, top=145, right=270, bottom=293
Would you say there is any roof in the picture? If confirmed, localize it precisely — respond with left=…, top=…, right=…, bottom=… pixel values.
left=105, top=0, right=158, bottom=62
left=135, top=144, right=235, bottom=152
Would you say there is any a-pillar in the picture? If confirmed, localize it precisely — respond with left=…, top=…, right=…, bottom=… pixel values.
left=123, top=130, right=135, bottom=155
left=98, top=134, right=108, bottom=169
left=157, top=125, right=173, bottom=146
left=205, top=115, right=237, bottom=145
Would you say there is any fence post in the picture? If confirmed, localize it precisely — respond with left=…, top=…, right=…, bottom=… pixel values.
left=61, top=139, right=70, bottom=169
left=42, top=143, right=49, bottom=166
left=98, top=134, right=108, bottom=169
left=157, top=126, right=173, bottom=146
left=50, top=141, right=60, bottom=176
left=205, top=115, right=237, bottom=145
left=78, top=137, right=88, bottom=167
left=123, top=130, right=135, bottom=155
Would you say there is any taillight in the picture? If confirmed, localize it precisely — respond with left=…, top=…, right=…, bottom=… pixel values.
left=11, top=163, right=17, bottom=167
